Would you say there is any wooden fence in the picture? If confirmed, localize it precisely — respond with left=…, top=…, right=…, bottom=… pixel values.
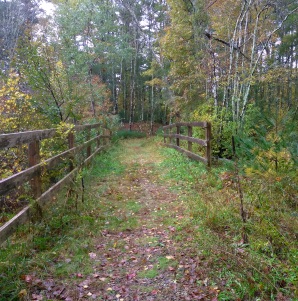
left=0, top=123, right=111, bottom=245
left=163, top=122, right=211, bottom=167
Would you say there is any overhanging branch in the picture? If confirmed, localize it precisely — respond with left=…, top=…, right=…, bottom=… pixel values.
left=204, top=31, right=250, bottom=61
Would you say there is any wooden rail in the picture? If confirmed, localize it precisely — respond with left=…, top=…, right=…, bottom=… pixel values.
left=0, top=124, right=111, bottom=245
left=163, top=122, right=211, bottom=167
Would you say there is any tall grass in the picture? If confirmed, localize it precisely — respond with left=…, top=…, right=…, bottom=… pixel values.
left=159, top=146, right=298, bottom=300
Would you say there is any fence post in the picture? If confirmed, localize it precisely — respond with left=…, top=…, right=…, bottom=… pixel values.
left=188, top=125, right=192, bottom=152
left=87, top=128, right=91, bottom=158
left=28, top=140, right=42, bottom=198
left=68, top=131, right=75, bottom=171
left=176, top=125, right=180, bottom=147
left=205, top=122, right=211, bottom=167
left=97, top=128, right=101, bottom=148
left=104, top=128, right=109, bottom=145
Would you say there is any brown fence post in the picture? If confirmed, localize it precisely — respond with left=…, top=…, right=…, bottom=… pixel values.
left=104, top=129, right=109, bottom=145
left=68, top=131, right=75, bottom=171
left=176, top=125, right=180, bottom=146
left=87, top=128, right=91, bottom=158
left=205, top=122, right=211, bottom=167
left=109, top=129, right=112, bottom=142
left=97, top=129, right=101, bottom=148
left=188, top=125, right=192, bottom=152
left=28, top=140, right=42, bottom=198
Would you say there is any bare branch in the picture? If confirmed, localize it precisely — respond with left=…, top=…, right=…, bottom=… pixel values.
left=204, top=31, right=250, bottom=61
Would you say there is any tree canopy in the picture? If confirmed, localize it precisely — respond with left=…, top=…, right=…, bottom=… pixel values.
left=0, top=0, right=297, bottom=162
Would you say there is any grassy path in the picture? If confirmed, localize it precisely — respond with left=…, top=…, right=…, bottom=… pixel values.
left=66, top=138, right=219, bottom=300
left=0, top=138, right=217, bottom=300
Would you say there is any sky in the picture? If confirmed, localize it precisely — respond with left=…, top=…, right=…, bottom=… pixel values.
left=39, top=0, right=56, bottom=16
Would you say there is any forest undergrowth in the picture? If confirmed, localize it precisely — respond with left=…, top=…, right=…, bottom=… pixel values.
left=0, top=137, right=297, bottom=301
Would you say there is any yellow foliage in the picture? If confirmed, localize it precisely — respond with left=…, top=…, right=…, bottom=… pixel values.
left=40, top=122, right=75, bottom=159
left=0, top=71, right=38, bottom=133
left=145, top=78, right=164, bottom=87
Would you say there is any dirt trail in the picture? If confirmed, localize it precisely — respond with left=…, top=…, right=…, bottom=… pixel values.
left=29, top=139, right=219, bottom=300
left=75, top=139, right=219, bottom=301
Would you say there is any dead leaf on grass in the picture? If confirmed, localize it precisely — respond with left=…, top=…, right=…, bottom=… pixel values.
left=126, top=272, right=136, bottom=280
left=89, top=252, right=97, bottom=259
left=32, top=294, right=43, bottom=300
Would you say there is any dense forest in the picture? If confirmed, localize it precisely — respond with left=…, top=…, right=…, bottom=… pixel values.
left=1, top=0, right=297, bottom=156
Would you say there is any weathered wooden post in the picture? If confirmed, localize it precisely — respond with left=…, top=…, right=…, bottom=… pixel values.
left=205, top=122, right=211, bottom=167
left=104, top=128, right=109, bottom=145
left=68, top=131, right=75, bottom=171
left=28, top=140, right=42, bottom=198
left=87, top=128, right=91, bottom=158
left=188, top=125, right=192, bottom=152
left=97, top=129, right=101, bottom=148
left=176, top=124, right=180, bottom=147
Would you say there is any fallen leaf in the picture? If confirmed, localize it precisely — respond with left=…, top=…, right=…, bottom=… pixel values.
left=18, top=289, right=27, bottom=299
left=32, top=294, right=43, bottom=300
left=236, top=248, right=245, bottom=254
left=166, top=255, right=175, bottom=260
left=21, top=275, right=33, bottom=283
left=127, top=272, right=136, bottom=280
left=89, top=252, right=97, bottom=259
left=168, top=226, right=176, bottom=232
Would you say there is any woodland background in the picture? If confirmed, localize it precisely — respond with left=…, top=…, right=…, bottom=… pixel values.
left=1, top=0, right=297, bottom=159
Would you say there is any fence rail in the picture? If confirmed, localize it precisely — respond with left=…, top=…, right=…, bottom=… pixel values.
left=163, top=122, right=211, bottom=167
left=0, top=124, right=111, bottom=245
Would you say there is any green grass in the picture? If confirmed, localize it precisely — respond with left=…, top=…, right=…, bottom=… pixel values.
left=126, top=200, right=142, bottom=213
left=158, top=145, right=298, bottom=300
left=112, top=129, right=146, bottom=141
left=0, top=143, right=128, bottom=300
left=138, top=256, right=176, bottom=279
